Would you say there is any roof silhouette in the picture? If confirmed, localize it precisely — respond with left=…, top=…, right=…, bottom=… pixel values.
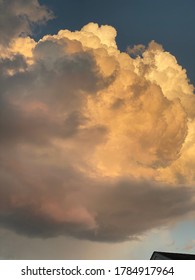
left=150, top=251, right=195, bottom=260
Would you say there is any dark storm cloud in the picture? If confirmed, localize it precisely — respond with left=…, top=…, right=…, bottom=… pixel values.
left=0, top=168, right=194, bottom=241
left=94, top=181, right=195, bottom=242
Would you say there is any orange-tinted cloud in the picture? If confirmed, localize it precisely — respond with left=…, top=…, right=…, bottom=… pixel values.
left=0, top=8, right=195, bottom=241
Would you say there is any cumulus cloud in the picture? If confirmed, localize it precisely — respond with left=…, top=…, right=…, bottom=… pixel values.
left=0, top=5, right=195, bottom=242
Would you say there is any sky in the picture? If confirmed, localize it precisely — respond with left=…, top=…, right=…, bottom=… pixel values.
left=0, top=0, right=195, bottom=260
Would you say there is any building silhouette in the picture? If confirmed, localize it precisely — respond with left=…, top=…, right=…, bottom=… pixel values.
left=150, top=251, right=195, bottom=260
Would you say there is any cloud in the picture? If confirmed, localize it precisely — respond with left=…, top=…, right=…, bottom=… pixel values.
left=0, top=163, right=194, bottom=241
left=0, top=6, right=195, bottom=242
left=0, top=0, right=53, bottom=46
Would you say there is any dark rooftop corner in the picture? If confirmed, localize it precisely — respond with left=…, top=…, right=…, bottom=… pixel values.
left=150, top=251, right=195, bottom=260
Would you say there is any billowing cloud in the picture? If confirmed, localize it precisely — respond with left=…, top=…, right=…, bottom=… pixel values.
left=0, top=3, right=195, bottom=242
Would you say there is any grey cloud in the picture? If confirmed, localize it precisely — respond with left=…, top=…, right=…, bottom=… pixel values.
left=0, top=55, right=27, bottom=75
left=0, top=40, right=113, bottom=145
left=0, top=0, right=53, bottom=46
left=0, top=167, right=194, bottom=242
left=94, top=181, right=195, bottom=241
